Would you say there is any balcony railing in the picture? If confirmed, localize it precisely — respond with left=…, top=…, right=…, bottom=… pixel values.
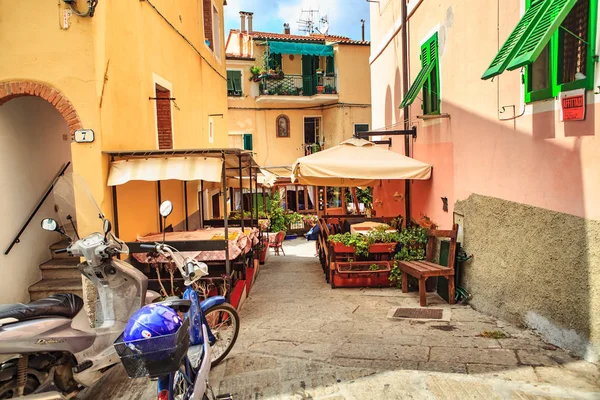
left=260, top=74, right=337, bottom=96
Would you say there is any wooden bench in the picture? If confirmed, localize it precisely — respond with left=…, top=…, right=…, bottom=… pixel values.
left=398, top=224, right=459, bottom=306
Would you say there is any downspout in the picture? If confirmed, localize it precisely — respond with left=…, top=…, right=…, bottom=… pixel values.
left=401, top=0, right=411, bottom=224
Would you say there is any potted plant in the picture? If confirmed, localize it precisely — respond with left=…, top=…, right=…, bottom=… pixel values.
left=366, top=227, right=399, bottom=254
left=257, top=239, right=269, bottom=264
left=328, top=233, right=369, bottom=257
left=316, top=68, right=323, bottom=75
left=249, top=66, right=262, bottom=82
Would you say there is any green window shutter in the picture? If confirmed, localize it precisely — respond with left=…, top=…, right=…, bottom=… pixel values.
left=507, top=0, right=577, bottom=70
left=226, top=71, right=235, bottom=91
left=481, top=0, right=547, bottom=80
left=354, top=124, right=369, bottom=134
left=269, top=53, right=282, bottom=70
left=400, top=45, right=434, bottom=108
left=243, top=133, right=253, bottom=151
left=326, top=56, right=335, bottom=74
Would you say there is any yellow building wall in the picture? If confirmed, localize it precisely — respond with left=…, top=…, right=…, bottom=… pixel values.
left=226, top=39, right=372, bottom=168
left=1, top=0, right=229, bottom=242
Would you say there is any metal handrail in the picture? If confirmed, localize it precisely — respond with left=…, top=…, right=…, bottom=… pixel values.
left=4, top=161, right=71, bottom=255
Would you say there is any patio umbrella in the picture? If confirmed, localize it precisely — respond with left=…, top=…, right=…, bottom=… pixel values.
left=291, top=138, right=432, bottom=187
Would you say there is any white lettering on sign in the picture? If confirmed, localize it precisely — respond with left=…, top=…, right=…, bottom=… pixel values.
left=74, top=129, right=95, bottom=143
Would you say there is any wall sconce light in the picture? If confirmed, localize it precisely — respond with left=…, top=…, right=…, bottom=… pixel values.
left=441, top=197, right=448, bottom=212
left=393, top=192, right=403, bottom=201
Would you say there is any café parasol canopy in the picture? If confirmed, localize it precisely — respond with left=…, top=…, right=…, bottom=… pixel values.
left=291, top=138, right=432, bottom=187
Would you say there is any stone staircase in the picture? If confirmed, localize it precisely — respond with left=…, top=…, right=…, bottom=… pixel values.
left=28, top=240, right=82, bottom=301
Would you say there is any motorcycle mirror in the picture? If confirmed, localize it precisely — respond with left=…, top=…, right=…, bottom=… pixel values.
left=103, top=219, right=112, bottom=235
left=159, top=200, right=173, bottom=218
left=41, top=218, right=59, bottom=232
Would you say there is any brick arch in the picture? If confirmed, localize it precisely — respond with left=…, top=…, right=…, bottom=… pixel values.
left=0, top=80, right=83, bottom=136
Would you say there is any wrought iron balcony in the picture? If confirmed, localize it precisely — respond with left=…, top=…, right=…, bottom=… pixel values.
left=259, top=73, right=337, bottom=96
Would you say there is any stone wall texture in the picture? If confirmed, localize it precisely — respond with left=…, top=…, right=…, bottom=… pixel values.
left=455, top=194, right=600, bottom=362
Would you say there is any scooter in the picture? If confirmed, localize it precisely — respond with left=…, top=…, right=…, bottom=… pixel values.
left=0, top=173, right=159, bottom=398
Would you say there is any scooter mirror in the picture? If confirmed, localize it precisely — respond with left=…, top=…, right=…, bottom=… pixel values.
left=41, top=218, right=59, bottom=232
left=103, top=219, right=112, bottom=235
left=159, top=200, right=173, bottom=218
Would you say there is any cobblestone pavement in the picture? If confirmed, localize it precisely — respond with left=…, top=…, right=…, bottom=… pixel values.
left=80, top=239, right=600, bottom=399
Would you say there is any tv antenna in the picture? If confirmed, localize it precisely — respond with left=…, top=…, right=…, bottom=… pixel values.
left=297, top=8, right=328, bottom=35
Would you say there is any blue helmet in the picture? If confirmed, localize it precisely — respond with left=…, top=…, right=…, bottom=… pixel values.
left=123, top=304, right=182, bottom=343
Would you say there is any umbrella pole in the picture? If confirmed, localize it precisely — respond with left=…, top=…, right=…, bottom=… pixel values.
left=351, top=187, right=360, bottom=214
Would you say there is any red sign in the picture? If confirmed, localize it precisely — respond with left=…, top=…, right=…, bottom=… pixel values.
left=560, top=90, right=585, bottom=121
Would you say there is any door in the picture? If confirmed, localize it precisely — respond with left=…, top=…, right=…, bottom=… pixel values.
left=211, top=193, right=221, bottom=218
left=302, top=55, right=318, bottom=96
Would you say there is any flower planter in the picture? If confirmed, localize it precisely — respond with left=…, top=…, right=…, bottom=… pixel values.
left=331, top=242, right=356, bottom=254
left=368, top=242, right=397, bottom=254
left=330, top=261, right=391, bottom=288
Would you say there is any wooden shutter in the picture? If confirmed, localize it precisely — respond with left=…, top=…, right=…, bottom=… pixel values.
left=243, top=134, right=253, bottom=151
left=481, top=0, right=547, bottom=80
left=400, top=45, right=434, bottom=108
left=226, top=71, right=235, bottom=91
left=326, top=56, right=335, bottom=74
left=507, top=0, right=577, bottom=70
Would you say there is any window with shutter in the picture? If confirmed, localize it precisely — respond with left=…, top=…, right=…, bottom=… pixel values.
left=243, top=134, right=253, bottom=151
left=326, top=56, right=335, bottom=75
left=521, top=0, right=596, bottom=102
left=226, top=70, right=242, bottom=97
left=268, top=53, right=282, bottom=70
left=354, top=124, right=369, bottom=135
left=399, top=32, right=439, bottom=114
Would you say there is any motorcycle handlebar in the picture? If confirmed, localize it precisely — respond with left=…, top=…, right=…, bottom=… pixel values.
left=55, top=248, right=68, bottom=254
left=140, top=244, right=157, bottom=250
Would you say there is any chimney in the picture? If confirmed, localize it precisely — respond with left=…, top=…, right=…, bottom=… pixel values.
left=361, top=19, right=365, bottom=41
left=240, top=12, right=246, bottom=32
left=247, top=12, right=254, bottom=33
left=284, top=23, right=290, bottom=35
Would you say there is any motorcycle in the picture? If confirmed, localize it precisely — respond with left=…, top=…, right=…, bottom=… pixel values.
left=0, top=173, right=159, bottom=398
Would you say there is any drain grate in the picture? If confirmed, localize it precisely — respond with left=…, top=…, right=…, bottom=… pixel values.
left=393, top=308, right=444, bottom=319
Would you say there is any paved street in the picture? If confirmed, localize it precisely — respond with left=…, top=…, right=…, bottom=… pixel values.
left=81, top=239, right=600, bottom=399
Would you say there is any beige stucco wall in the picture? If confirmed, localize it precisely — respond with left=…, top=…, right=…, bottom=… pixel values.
left=455, top=195, right=600, bottom=361
left=370, top=0, right=600, bottom=361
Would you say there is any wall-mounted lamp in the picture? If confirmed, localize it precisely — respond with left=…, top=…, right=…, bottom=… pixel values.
left=441, top=197, right=448, bottom=212
left=393, top=192, right=404, bottom=202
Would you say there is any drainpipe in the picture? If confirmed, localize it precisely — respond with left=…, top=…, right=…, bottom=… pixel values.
left=401, top=0, right=411, bottom=225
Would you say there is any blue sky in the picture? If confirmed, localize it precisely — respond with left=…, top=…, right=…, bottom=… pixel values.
left=224, top=0, right=371, bottom=41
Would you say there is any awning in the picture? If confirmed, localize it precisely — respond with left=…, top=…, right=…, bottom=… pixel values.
left=269, top=41, right=334, bottom=57
left=482, top=0, right=577, bottom=80
left=291, top=138, right=432, bottom=187
left=107, top=157, right=223, bottom=186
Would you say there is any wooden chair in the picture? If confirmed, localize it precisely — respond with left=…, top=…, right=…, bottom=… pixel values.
left=397, top=224, right=459, bottom=306
left=268, top=231, right=286, bottom=256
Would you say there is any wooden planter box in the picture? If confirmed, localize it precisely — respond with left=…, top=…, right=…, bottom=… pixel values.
left=368, top=242, right=397, bottom=254
left=330, top=261, right=391, bottom=288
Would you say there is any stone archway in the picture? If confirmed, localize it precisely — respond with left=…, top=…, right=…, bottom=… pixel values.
left=0, top=80, right=83, bottom=136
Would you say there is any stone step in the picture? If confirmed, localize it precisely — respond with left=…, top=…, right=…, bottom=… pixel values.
left=50, top=240, right=72, bottom=260
left=28, top=278, right=83, bottom=301
left=40, top=259, right=80, bottom=280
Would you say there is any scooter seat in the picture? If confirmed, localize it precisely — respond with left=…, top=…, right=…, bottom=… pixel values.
left=0, top=293, right=83, bottom=324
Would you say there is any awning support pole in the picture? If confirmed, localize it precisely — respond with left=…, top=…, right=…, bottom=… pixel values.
left=200, top=180, right=205, bottom=229
left=239, top=155, right=244, bottom=231
left=184, top=181, right=189, bottom=231
left=222, top=154, right=230, bottom=277
left=249, top=163, right=254, bottom=227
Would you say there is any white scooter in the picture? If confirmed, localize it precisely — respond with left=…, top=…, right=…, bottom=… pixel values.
left=0, top=173, right=159, bottom=398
